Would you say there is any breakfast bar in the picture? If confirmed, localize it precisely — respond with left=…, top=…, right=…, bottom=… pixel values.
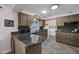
left=11, top=32, right=47, bottom=54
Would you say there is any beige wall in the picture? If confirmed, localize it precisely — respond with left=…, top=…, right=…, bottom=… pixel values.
left=0, top=5, right=18, bottom=53
left=46, top=19, right=56, bottom=27
left=46, top=19, right=57, bottom=36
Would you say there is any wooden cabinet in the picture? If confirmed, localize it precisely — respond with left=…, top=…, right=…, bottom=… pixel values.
left=11, top=36, right=15, bottom=53
left=25, top=44, right=41, bottom=54
left=64, top=14, right=79, bottom=22
left=70, top=15, right=77, bottom=22
left=18, top=12, right=32, bottom=26
left=76, top=14, right=79, bottom=21
left=18, top=12, right=45, bottom=27
left=39, top=20, right=45, bottom=26
left=14, top=38, right=26, bottom=54
left=27, top=15, right=32, bottom=26
left=11, top=36, right=25, bottom=54
left=64, top=16, right=70, bottom=22
left=56, top=16, right=69, bottom=26
left=11, top=36, right=42, bottom=54
left=56, top=14, right=79, bottom=26
left=56, top=17, right=64, bottom=26
left=70, top=15, right=76, bottom=22
left=18, top=12, right=28, bottom=26
left=70, top=14, right=79, bottom=22
left=42, top=20, right=45, bottom=26
left=56, top=32, right=79, bottom=47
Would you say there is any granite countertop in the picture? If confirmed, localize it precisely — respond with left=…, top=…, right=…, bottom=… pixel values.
left=56, top=31, right=79, bottom=34
left=11, top=32, right=47, bottom=47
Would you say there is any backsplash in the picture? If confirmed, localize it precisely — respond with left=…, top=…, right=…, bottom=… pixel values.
left=18, top=26, right=30, bottom=33
left=57, top=22, right=79, bottom=32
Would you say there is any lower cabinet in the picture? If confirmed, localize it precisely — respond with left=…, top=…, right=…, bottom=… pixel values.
left=56, top=32, right=79, bottom=47
left=25, top=44, right=41, bottom=54
left=11, top=36, right=42, bottom=54
left=14, top=39, right=26, bottom=54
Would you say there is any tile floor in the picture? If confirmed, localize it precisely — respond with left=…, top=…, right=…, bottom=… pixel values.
left=42, top=36, right=79, bottom=54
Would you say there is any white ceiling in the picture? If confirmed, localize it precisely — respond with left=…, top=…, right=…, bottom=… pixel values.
left=13, top=4, right=79, bottom=19
left=1, top=4, right=79, bottom=20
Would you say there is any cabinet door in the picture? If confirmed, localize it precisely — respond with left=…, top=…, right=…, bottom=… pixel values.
left=42, top=20, right=45, bottom=26
left=56, top=17, right=64, bottom=26
left=39, top=20, right=42, bottom=26
left=56, top=18, right=60, bottom=26
left=25, top=44, right=41, bottom=54
left=18, top=12, right=21, bottom=26
left=61, top=17, right=64, bottom=26
left=56, top=32, right=62, bottom=42
left=11, top=36, right=15, bottom=53
left=28, top=15, right=32, bottom=26
left=70, top=14, right=79, bottom=22
left=21, top=13, right=28, bottom=26
left=39, top=20, right=45, bottom=26
left=40, top=20, right=45, bottom=26
left=64, top=16, right=70, bottom=22
left=18, top=12, right=30, bottom=26
left=15, top=39, right=26, bottom=54
left=76, top=14, right=79, bottom=21
left=70, top=15, right=75, bottom=22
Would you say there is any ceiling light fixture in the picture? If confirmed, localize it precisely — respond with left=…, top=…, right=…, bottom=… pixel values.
left=50, top=4, right=59, bottom=10
left=42, top=10, right=47, bottom=14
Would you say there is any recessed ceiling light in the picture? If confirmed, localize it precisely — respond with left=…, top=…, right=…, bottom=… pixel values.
left=42, top=10, right=47, bottom=14
left=50, top=4, right=59, bottom=10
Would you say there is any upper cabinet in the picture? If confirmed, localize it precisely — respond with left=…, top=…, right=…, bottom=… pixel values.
left=56, top=17, right=64, bottom=26
left=39, top=19, right=45, bottom=27
left=18, top=12, right=45, bottom=27
left=56, top=14, right=79, bottom=26
left=64, top=16, right=70, bottom=22
left=27, top=15, right=32, bottom=26
left=18, top=12, right=32, bottom=26
left=70, top=14, right=79, bottom=22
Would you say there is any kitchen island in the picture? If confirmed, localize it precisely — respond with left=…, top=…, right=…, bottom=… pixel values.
left=11, top=32, right=47, bottom=54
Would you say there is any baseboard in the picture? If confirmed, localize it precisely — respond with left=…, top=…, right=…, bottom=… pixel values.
left=0, top=49, right=11, bottom=54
